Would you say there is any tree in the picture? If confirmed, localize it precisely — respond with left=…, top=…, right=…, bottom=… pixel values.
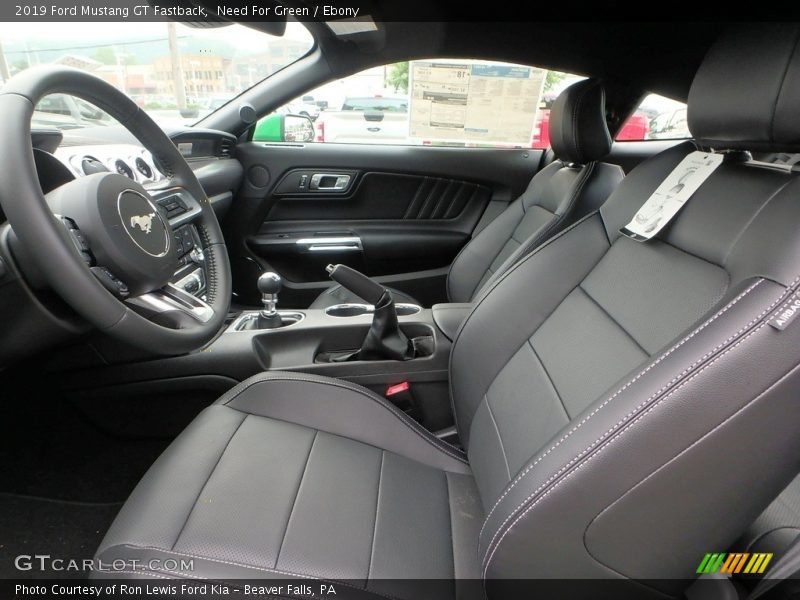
left=543, top=70, right=567, bottom=93
left=92, top=47, right=116, bottom=65
left=386, top=62, right=409, bottom=93
left=12, top=58, right=29, bottom=72
left=92, top=47, right=138, bottom=65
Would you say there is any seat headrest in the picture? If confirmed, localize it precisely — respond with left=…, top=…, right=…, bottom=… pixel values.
left=689, top=23, right=800, bottom=151
left=549, top=78, right=612, bottom=165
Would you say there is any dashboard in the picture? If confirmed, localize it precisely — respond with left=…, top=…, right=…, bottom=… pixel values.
left=55, top=143, right=164, bottom=186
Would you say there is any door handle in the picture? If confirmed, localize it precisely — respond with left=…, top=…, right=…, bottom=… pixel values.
left=296, top=236, right=363, bottom=253
left=309, top=173, right=351, bottom=191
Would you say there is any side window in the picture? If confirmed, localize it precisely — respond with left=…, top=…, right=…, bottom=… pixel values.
left=253, top=60, right=578, bottom=148
left=34, top=94, right=115, bottom=130
left=616, top=93, right=689, bottom=141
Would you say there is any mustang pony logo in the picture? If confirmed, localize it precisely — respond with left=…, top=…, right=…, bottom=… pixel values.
left=129, top=213, right=156, bottom=234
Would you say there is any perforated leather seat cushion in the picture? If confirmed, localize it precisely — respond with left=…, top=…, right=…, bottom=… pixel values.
left=95, top=373, right=483, bottom=600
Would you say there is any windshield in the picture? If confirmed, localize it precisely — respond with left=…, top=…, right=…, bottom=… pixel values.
left=0, top=21, right=313, bottom=130
left=341, top=97, right=409, bottom=112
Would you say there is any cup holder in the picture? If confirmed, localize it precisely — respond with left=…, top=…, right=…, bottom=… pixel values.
left=395, top=303, right=421, bottom=316
left=325, top=303, right=372, bottom=317
left=325, top=303, right=421, bottom=317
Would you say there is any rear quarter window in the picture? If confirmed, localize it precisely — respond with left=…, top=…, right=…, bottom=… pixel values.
left=616, top=93, right=690, bottom=141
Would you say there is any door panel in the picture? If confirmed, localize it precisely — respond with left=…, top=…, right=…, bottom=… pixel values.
left=228, top=143, right=543, bottom=307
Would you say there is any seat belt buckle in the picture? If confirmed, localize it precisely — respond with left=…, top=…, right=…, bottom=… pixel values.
left=385, top=381, right=418, bottom=418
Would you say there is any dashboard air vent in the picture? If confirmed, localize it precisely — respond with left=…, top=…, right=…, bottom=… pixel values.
left=135, top=157, right=153, bottom=179
left=218, top=139, right=234, bottom=159
left=114, top=159, right=134, bottom=179
left=80, top=156, right=108, bottom=175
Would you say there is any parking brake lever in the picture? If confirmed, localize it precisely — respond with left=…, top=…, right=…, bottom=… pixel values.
left=325, top=264, right=414, bottom=361
left=325, top=264, right=384, bottom=305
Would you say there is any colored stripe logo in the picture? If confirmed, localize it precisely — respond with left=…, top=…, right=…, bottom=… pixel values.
left=697, top=552, right=773, bottom=574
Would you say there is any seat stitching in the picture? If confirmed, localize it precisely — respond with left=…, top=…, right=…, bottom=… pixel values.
left=170, top=414, right=247, bottom=551
left=477, top=278, right=764, bottom=543
left=481, top=276, right=796, bottom=569
left=219, top=373, right=468, bottom=464
left=221, top=374, right=466, bottom=462
left=115, top=544, right=400, bottom=600
left=443, top=472, right=458, bottom=585
left=528, top=340, right=570, bottom=420
left=483, top=394, right=511, bottom=480
left=366, top=450, right=384, bottom=581
left=483, top=302, right=796, bottom=576
left=482, top=277, right=779, bottom=557
left=274, top=430, right=317, bottom=568
left=578, top=284, right=649, bottom=354
left=101, top=570, right=183, bottom=580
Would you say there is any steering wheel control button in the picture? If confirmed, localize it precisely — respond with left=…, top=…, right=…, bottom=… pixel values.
left=189, top=247, right=205, bottom=264
left=90, top=266, right=129, bottom=298
left=59, top=217, right=95, bottom=265
left=117, top=189, right=170, bottom=258
left=70, top=229, right=90, bottom=252
left=156, top=194, right=189, bottom=219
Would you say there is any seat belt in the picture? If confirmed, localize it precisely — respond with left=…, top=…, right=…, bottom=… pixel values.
left=748, top=533, right=800, bottom=599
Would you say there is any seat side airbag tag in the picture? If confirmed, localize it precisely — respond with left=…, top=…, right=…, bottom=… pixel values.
left=620, top=151, right=724, bottom=242
left=769, top=292, right=800, bottom=331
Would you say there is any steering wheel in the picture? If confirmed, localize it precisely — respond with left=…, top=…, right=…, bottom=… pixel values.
left=0, top=66, right=232, bottom=355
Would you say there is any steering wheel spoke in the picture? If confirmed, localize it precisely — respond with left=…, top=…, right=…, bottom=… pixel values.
left=89, top=265, right=129, bottom=299
left=127, top=283, right=215, bottom=326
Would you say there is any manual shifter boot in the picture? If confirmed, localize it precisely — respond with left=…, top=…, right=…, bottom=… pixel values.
left=325, top=264, right=415, bottom=361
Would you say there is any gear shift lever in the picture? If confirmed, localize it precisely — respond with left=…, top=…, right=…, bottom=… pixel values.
left=257, top=272, right=283, bottom=329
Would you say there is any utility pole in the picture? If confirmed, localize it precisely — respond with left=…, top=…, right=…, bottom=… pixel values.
left=0, top=41, right=10, bottom=82
left=167, top=22, right=186, bottom=109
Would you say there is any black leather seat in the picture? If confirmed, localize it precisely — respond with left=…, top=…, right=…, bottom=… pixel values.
left=97, top=24, right=800, bottom=598
left=309, top=78, right=623, bottom=309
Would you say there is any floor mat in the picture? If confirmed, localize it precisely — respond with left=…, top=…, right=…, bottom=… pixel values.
left=0, top=493, right=121, bottom=579
left=0, top=387, right=169, bottom=503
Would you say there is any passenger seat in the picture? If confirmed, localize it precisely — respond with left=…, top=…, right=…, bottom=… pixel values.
left=309, top=78, right=624, bottom=308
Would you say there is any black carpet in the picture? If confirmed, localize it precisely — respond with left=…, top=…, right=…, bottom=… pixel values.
left=0, top=493, right=121, bottom=579
left=0, top=393, right=168, bottom=503
left=0, top=362, right=213, bottom=580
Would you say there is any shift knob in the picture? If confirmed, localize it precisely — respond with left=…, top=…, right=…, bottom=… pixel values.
left=258, top=272, right=282, bottom=295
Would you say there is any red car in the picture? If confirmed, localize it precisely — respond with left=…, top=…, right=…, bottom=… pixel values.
left=532, top=105, right=649, bottom=148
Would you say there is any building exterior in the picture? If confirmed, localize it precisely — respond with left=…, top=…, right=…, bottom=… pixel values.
left=153, top=54, right=227, bottom=102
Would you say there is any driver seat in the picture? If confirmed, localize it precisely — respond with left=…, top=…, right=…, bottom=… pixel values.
left=96, top=24, right=800, bottom=598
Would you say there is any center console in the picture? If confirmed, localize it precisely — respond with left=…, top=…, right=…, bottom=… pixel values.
left=53, top=266, right=471, bottom=437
